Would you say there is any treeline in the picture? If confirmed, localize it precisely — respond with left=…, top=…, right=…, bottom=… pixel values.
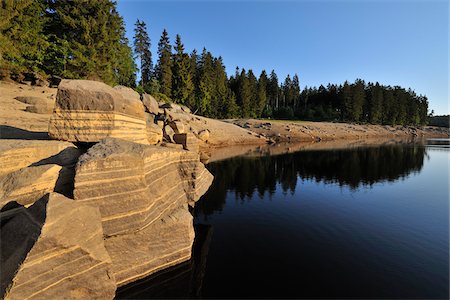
left=428, top=115, right=450, bottom=128
left=134, top=23, right=428, bottom=125
left=0, top=0, right=136, bottom=86
left=1, top=0, right=429, bottom=125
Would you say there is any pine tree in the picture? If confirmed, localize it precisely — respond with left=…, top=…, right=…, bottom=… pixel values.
left=171, top=34, right=193, bottom=104
left=368, top=82, right=383, bottom=123
left=291, top=74, right=300, bottom=111
left=237, top=69, right=252, bottom=117
left=256, top=70, right=268, bottom=117
left=247, top=69, right=258, bottom=117
left=155, top=29, right=172, bottom=96
left=45, top=0, right=135, bottom=85
left=340, top=81, right=352, bottom=121
left=267, top=70, right=279, bottom=110
left=1, top=0, right=48, bottom=73
left=351, top=79, right=365, bottom=122
left=196, top=48, right=214, bottom=115
left=133, top=19, right=152, bottom=87
left=212, top=56, right=229, bottom=118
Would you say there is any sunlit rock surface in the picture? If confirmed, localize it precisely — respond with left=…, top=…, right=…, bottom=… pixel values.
left=48, top=80, right=148, bottom=144
left=0, top=140, right=79, bottom=177
left=0, top=164, right=62, bottom=207
left=73, top=138, right=213, bottom=236
left=73, top=138, right=213, bottom=286
left=1, top=193, right=116, bottom=300
left=106, top=205, right=195, bottom=286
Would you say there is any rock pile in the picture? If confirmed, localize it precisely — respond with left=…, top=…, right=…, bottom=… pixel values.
left=0, top=79, right=214, bottom=299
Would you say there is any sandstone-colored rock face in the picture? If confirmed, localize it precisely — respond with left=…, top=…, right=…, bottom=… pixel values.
left=105, top=205, right=194, bottom=286
left=73, top=138, right=213, bottom=236
left=0, top=164, right=62, bottom=208
left=0, top=140, right=79, bottom=177
left=145, top=113, right=163, bottom=144
left=2, top=193, right=116, bottom=300
left=163, top=124, right=175, bottom=143
left=174, top=133, right=199, bottom=153
left=142, top=94, right=159, bottom=114
left=25, top=103, right=54, bottom=114
left=72, top=138, right=213, bottom=286
left=48, top=80, right=148, bottom=144
left=169, top=120, right=185, bottom=134
left=197, top=129, right=210, bottom=142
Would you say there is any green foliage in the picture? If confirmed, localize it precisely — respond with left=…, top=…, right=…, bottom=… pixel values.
left=155, top=29, right=172, bottom=96
left=0, top=0, right=48, bottom=73
left=0, top=0, right=136, bottom=86
left=133, top=19, right=152, bottom=86
left=0, top=2, right=430, bottom=123
left=171, top=34, right=193, bottom=105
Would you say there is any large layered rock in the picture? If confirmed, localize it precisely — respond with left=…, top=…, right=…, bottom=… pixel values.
left=0, top=140, right=79, bottom=177
left=105, top=205, right=195, bottom=286
left=73, top=138, right=213, bottom=285
left=48, top=80, right=148, bottom=144
left=1, top=193, right=116, bottom=300
left=73, top=138, right=213, bottom=236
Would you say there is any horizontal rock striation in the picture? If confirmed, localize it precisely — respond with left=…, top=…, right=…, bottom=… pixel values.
left=73, top=138, right=213, bottom=286
left=0, top=164, right=62, bottom=208
left=2, top=193, right=116, bottom=300
left=48, top=80, right=148, bottom=144
left=73, top=138, right=213, bottom=236
left=0, top=140, right=79, bottom=177
left=105, top=206, right=195, bottom=286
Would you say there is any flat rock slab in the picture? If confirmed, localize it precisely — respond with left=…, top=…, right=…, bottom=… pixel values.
left=0, top=164, right=62, bottom=208
left=48, top=80, right=148, bottom=144
left=2, top=193, right=116, bottom=300
left=0, top=140, right=79, bottom=177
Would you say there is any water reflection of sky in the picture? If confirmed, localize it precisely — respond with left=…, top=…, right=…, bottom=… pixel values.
left=194, top=143, right=449, bottom=298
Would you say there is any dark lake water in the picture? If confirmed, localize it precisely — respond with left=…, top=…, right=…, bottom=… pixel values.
left=117, top=139, right=449, bottom=299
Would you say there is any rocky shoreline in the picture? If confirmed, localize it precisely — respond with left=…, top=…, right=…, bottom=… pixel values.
left=0, top=80, right=214, bottom=299
left=0, top=79, right=447, bottom=299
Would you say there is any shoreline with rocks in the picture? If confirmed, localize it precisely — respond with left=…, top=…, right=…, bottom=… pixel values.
left=0, top=79, right=447, bottom=299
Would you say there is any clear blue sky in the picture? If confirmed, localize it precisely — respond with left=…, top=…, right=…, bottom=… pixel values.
left=117, top=0, right=449, bottom=115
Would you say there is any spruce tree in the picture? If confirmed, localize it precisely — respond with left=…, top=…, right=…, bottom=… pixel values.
left=133, top=19, right=152, bottom=87
left=238, top=69, right=252, bottom=117
left=351, top=79, right=365, bottom=122
left=1, top=0, right=48, bottom=73
left=256, top=70, right=268, bottom=117
left=340, top=81, right=352, bottom=121
left=171, top=34, right=193, bottom=104
left=155, top=29, right=172, bottom=96
left=45, top=0, right=135, bottom=85
left=196, top=48, right=214, bottom=115
left=267, top=70, right=279, bottom=110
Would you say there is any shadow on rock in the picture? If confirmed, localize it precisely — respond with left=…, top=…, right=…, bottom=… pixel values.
left=0, top=125, right=49, bottom=140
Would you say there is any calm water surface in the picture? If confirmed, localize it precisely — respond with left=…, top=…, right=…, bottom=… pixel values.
left=118, top=140, right=449, bottom=299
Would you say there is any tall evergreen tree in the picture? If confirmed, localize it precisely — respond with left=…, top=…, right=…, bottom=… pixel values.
left=368, top=82, right=383, bottom=123
left=196, top=48, right=214, bottom=115
left=1, top=0, right=48, bottom=73
left=44, top=0, right=135, bottom=85
left=267, top=70, right=279, bottom=109
left=237, top=69, right=252, bottom=117
left=171, top=34, right=193, bottom=104
left=133, top=19, right=152, bottom=87
left=256, top=70, right=268, bottom=117
left=155, top=29, right=172, bottom=96
left=351, top=79, right=365, bottom=122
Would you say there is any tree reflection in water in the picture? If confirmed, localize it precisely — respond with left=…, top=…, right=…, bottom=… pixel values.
left=195, top=144, right=426, bottom=217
